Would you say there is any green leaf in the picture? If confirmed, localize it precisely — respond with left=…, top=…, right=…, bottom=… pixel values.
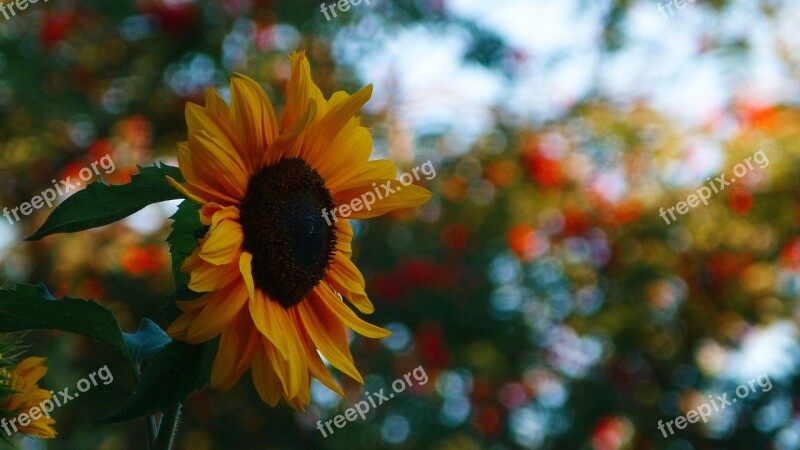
left=102, top=340, right=217, bottom=423
left=166, top=199, right=204, bottom=289
left=0, top=284, right=134, bottom=371
left=123, top=319, right=172, bottom=364
left=26, top=163, right=186, bottom=241
left=0, top=336, right=22, bottom=422
left=103, top=200, right=215, bottom=422
left=164, top=199, right=205, bottom=322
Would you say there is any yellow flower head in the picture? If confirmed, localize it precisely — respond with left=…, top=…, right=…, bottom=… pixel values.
left=1, top=357, right=56, bottom=439
left=167, top=51, right=431, bottom=409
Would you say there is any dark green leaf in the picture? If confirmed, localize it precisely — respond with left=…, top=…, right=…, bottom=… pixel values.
left=164, top=199, right=205, bottom=322
left=0, top=284, right=134, bottom=371
left=101, top=340, right=216, bottom=423
left=123, top=319, right=172, bottom=364
left=26, top=163, right=185, bottom=241
left=166, top=199, right=204, bottom=289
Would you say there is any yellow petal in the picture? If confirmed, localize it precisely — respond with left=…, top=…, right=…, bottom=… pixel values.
left=166, top=309, right=198, bottom=341
left=326, top=160, right=398, bottom=195
left=249, top=290, right=290, bottom=359
left=287, top=397, right=306, bottom=411
left=210, top=309, right=260, bottom=392
left=175, top=296, right=210, bottom=313
left=11, top=357, right=48, bottom=382
left=293, top=366, right=311, bottom=407
left=187, top=99, right=238, bottom=145
left=22, top=418, right=57, bottom=439
left=282, top=51, right=327, bottom=131
left=186, top=257, right=241, bottom=293
left=239, top=252, right=255, bottom=299
left=168, top=175, right=236, bottom=205
left=263, top=338, right=291, bottom=397
left=266, top=101, right=317, bottom=163
left=292, top=311, right=344, bottom=397
left=199, top=203, right=239, bottom=226
left=312, top=126, right=372, bottom=183
left=185, top=104, right=248, bottom=198
left=199, top=202, right=223, bottom=226
left=186, top=281, right=248, bottom=343
left=199, top=219, right=243, bottom=265
left=205, top=87, right=230, bottom=122
left=188, top=130, right=248, bottom=199
left=326, top=252, right=374, bottom=313
left=251, top=344, right=283, bottom=406
left=230, top=74, right=279, bottom=171
left=185, top=103, right=244, bottom=173
left=301, top=84, right=373, bottom=163
left=298, top=294, right=363, bottom=384
left=174, top=144, right=241, bottom=205
left=327, top=278, right=373, bottom=315
left=263, top=334, right=304, bottom=398
left=335, top=219, right=353, bottom=257
left=335, top=182, right=432, bottom=219
left=317, top=282, right=389, bottom=338
left=281, top=324, right=305, bottom=398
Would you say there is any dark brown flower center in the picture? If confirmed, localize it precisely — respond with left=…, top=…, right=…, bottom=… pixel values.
left=239, top=158, right=337, bottom=309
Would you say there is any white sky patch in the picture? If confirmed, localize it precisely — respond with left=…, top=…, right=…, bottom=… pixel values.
left=723, top=321, right=800, bottom=383
left=0, top=220, right=17, bottom=261
left=334, top=22, right=502, bottom=152
left=334, top=0, right=799, bottom=136
left=124, top=200, right=182, bottom=235
left=445, top=0, right=606, bottom=55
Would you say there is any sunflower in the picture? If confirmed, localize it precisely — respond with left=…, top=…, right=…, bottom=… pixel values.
left=1, top=357, right=56, bottom=439
left=167, top=51, right=431, bottom=408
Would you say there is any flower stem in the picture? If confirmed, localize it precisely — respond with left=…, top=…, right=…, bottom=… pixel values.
left=154, top=405, right=182, bottom=450
left=146, top=415, right=158, bottom=448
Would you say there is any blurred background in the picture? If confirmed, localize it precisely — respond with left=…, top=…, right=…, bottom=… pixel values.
left=2, top=0, right=800, bottom=449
